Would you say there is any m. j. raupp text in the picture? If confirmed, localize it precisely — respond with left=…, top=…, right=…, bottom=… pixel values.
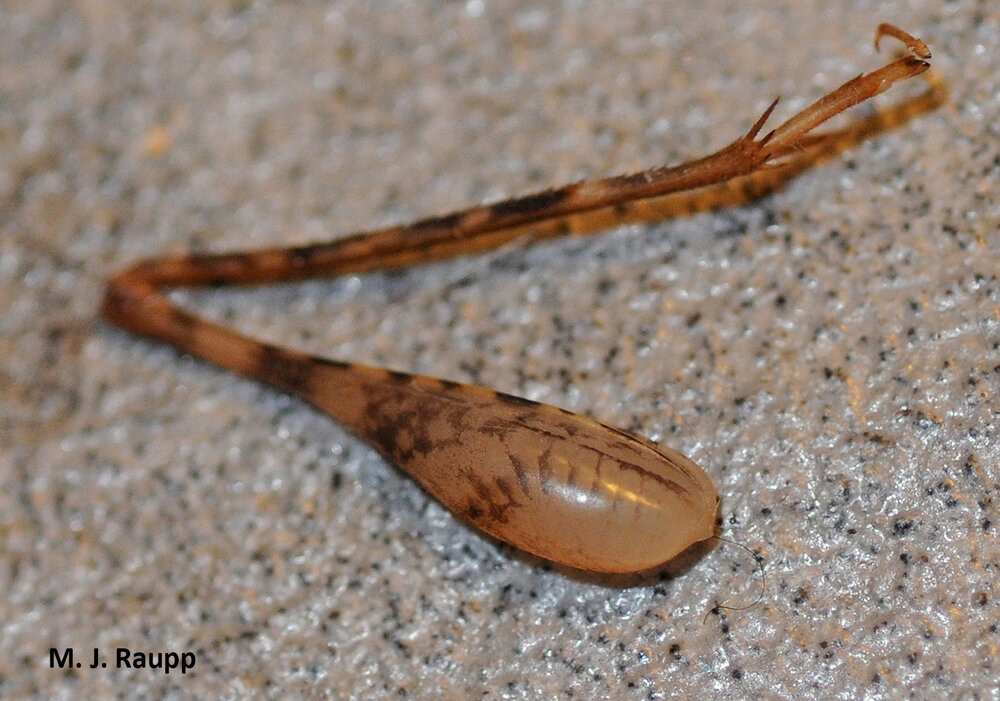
left=49, top=647, right=196, bottom=674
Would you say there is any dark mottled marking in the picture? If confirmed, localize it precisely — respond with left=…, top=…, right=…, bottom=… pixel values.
left=464, top=471, right=500, bottom=522
left=464, top=470, right=518, bottom=525
left=519, top=422, right=575, bottom=442
left=494, top=477, right=515, bottom=501
left=408, top=211, right=464, bottom=232
left=508, top=453, right=532, bottom=495
left=254, top=343, right=314, bottom=395
left=214, top=252, right=260, bottom=271
left=477, top=415, right=520, bottom=442
left=297, top=234, right=363, bottom=256
left=289, top=246, right=317, bottom=267
left=372, top=420, right=410, bottom=464
left=538, top=445, right=555, bottom=495
left=489, top=187, right=572, bottom=219
left=408, top=419, right=434, bottom=457
left=463, top=503, right=485, bottom=521
left=167, top=305, right=199, bottom=333
left=490, top=477, right=519, bottom=523
left=366, top=394, right=447, bottom=461
left=437, top=378, right=462, bottom=391
left=494, top=391, right=540, bottom=408
left=387, top=370, right=413, bottom=384
left=616, top=459, right=688, bottom=498
left=313, top=357, right=354, bottom=371
left=595, top=421, right=649, bottom=446
left=591, top=455, right=607, bottom=495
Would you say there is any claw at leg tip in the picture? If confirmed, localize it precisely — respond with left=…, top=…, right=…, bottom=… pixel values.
left=874, top=23, right=931, bottom=60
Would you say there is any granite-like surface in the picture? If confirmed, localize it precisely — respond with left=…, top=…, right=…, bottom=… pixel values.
left=3, top=1, right=997, bottom=698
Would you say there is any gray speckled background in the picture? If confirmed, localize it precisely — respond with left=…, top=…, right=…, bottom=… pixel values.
left=3, top=1, right=998, bottom=698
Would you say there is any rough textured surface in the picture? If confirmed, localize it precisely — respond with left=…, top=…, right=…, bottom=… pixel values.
left=2, top=1, right=997, bottom=698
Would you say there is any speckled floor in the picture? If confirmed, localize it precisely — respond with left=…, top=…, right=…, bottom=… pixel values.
left=3, top=1, right=998, bottom=698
